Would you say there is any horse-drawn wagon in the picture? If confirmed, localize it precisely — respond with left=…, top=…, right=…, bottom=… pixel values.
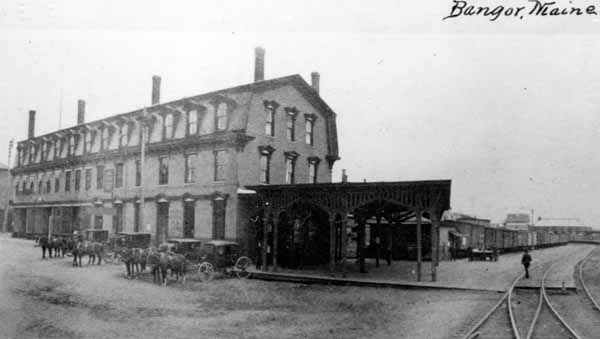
left=166, top=239, right=253, bottom=281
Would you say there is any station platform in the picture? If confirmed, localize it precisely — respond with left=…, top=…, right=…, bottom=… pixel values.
left=249, top=244, right=597, bottom=292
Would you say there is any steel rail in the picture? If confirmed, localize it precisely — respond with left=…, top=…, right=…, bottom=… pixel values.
left=578, top=250, right=600, bottom=312
left=463, top=271, right=525, bottom=339
left=527, top=260, right=581, bottom=339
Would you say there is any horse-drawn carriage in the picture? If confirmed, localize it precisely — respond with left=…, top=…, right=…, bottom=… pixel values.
left=166, top=238, right=253, bottom=281
left=104, top=232, right=152, bottom=264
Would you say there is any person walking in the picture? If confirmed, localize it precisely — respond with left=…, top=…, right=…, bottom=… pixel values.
left=521, top=249, right=532, bottom=278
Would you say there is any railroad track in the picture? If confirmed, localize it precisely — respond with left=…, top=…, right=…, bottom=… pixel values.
left=578, top=251, right=600, bottom=312
left=460, top=259, right=583, bottom=339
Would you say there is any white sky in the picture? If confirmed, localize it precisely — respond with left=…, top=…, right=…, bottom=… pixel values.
left=1, top=0, right=600, bottom=226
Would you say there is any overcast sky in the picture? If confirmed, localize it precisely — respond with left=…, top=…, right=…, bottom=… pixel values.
left=1, top=0, right=600, bottom=226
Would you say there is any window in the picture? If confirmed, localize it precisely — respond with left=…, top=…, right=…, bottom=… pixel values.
left=265, top=104, right=275, bottom=136
left=41, top=143, right=47, bottom=161
left=135, top=160, right=141, bottom=186
left=158, top=156, right=169, bottom=185
left=185, top=153, right=196, bottom=183
left=187, top=110, right=198, bottom=135
left=115, top=163, right=124, bottom=188
left=65, top=171, right=71, bottom=192
left=46, top=180, right=51, bottom=193
left=102, top=127, right=110, bottom=150
left=85, top=169, right=92, bottom=190
left=68, top=135, right=76, bottom=156
left=259, top=154, right=270, bottom=184
left=97, top=165, right=104, bottom=189
left=119, top=123, right=129, bottom=147
left=30, top=181, right=34, bottom=193
left=305, top=115, right=315, bottom=145
left=164, top=114, right=174, bottom=140
left=84, top=132, right=92, bottom=153
left=53, top=140, right=59, bottom=159
left=75, top=169, right=81, bottom=191
left=54, top=178, right=60, bottom=193
left=38, top=180, right=43, bottom=194
left=308, top=158, right=319, bottom=184
left=214, top=150, right=226, bottom=182
left=215, top=103, right=228, bottom=131
left=15, top=182, right=19, bottom=196
left=285, top=158, right=295, bottom=184
left=286, top=114, right=296, bottom=141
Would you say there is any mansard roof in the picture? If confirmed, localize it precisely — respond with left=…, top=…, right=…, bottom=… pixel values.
left=18, top=74, right=340, bottom=159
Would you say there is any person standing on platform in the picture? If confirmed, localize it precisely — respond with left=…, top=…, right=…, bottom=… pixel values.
left=521, top=249, right=532, bottom=278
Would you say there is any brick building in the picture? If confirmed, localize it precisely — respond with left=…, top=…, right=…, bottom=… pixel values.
left=11, top=47, right=340, bottom=246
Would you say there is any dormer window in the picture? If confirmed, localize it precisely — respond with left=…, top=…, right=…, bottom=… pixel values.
left=264, top=100, right=279, bottom=137
left=187, top=110, right=198, bottom=135
left=119, top=123, right=129, bottom=147
left=304, top=113, right=317, bottom=146
left=84, top=132, right=92, bottom=153
left=163, top=114, right=174, bottom=140
left=68, top=135, right=76, bottom=156
left=216, top=103, right=228, bottom=131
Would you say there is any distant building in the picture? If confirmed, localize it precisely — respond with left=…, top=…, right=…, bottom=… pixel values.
left=533, top=218, right=591, bottom=234
left=0, top=162, right=9, bottom=231
left=504, top=213, right=530, bottom=231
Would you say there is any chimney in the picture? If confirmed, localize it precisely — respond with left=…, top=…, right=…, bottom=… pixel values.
left=311, top=72, right=320, bottom=94
left=152, top=75, right=161, bottom=105
left=28, top=110, right=36, bottom=139
left=77, top=99, right=85, bottom=124
left=341, top=169, right=348, bottom=183
left=254, top=47, right=265, bottom=82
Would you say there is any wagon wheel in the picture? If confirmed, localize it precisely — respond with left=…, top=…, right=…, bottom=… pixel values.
left=198, top=262, right=214, bottom=282
left=234, top=256, right=252, bottom=279
left=186, top=262, right=200, bottom=278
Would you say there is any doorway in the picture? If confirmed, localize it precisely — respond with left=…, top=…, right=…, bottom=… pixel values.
left=156, top=202, right=169, bottom=244
left=183, top=201, right=195, bottom=238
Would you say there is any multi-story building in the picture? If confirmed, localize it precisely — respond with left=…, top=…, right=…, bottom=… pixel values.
left=504, top=213, right=530, bottom=231
left=0, top=162, right=9, bottom=231
left=11, top=47, right=340, bottom=246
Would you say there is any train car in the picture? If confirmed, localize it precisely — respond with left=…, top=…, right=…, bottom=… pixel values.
left=558, top=233, right=569, bottom=244
left=484, top=227, right=500, bottom=250
left=529, top=231, right=537, bottom=248
left=516, top=231, right=529, bottom=250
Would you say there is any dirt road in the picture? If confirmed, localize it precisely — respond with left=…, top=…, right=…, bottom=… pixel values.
left=0, top=234, right=518, bottom=338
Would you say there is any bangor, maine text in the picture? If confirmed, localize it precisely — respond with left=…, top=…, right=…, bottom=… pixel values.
left=443, top=0, right=599, bottom=21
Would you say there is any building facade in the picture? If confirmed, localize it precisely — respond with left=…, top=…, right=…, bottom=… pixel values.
left=504, top=213, right=530, bottom=231
left=11, top=48, right=340, bottom=246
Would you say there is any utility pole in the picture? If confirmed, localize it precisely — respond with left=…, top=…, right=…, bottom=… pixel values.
left=2, top=139, right=14, bottom=233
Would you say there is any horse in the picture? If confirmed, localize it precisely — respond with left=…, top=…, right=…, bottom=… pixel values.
left=38, top=236, right=64, bottom=259
left=146, top=247, right=186, bottom=286
left=120, top=248, right=147, bottom=279
left=71, top=240, right=105, bottom=267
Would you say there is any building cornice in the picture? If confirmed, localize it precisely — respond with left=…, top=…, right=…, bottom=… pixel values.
left=11, top=131, right=255, bottom=176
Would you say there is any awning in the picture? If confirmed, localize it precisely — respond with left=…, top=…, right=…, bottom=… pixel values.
left=12, top=202, right=93, bottom=209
